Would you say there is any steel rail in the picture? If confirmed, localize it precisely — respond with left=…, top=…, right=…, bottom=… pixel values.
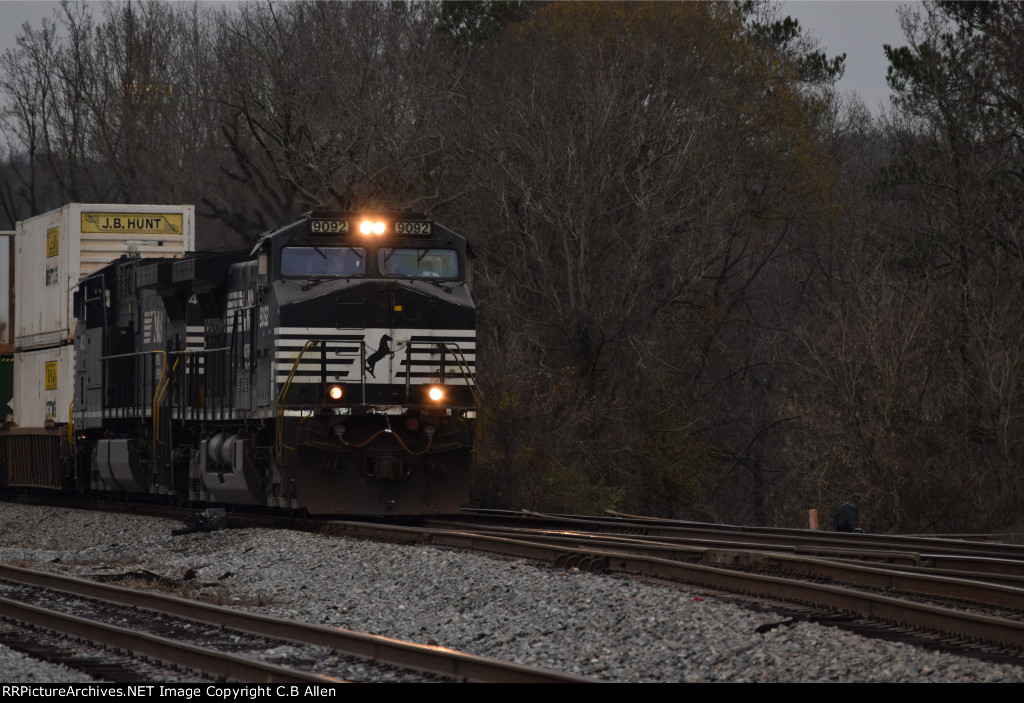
left=0, top=564, right=593, bottom=683
left=429, top=520, right=1024, bottom=584
left=448, top=512, right=1024, bottom=566
left=424, top=522, right=1024, bottom=604
left=460, top=508, right=1024, bottom=559
left=718, top=552, right=1024, bottom=610
left=10, top=502, right=1023, bottom=653
left=814, top=559, right=1024, bottom=589
left=604, top=550, right=1024, bottom=648
left=424, top=521, right=930, bottom=567
left=323, top=522, right=1024, bottom=649
left=0, top=595, right=336, bottom=683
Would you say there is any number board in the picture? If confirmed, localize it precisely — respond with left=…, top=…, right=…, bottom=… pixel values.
left=395, top=221, right=432, bottom=236
left=309, top=220, right=350, bottom=235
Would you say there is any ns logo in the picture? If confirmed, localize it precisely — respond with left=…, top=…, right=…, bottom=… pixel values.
left=364, top=334, right=408, bottom=378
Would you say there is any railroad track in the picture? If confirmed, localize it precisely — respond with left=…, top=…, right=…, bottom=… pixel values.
left=0, top=563, right=593, bottom=683
left=429, top=510, right=1024, bottom=585
left=8, top=496, right=1024, bottom=668
left=312, top=512, right=1024, bottom=659
left=457, top=508, right=1024, bottom=565
left=430, top=512, right=1024, bottom=655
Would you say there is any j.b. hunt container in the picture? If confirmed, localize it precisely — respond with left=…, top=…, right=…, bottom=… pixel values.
left=14, top=203, right=195, bottom=351
left=2, top=204, right=195, bottom=490
left=2, top=340, right=74, bottom=488
left=12, top=345, right=74, bottom=424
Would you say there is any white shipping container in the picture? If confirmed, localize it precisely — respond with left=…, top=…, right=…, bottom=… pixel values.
left=14, top=204, right=195, bottom=350
left=12, top=345, right=74, bottom=426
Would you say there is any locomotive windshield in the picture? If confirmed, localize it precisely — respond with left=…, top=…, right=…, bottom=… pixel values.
left=379, top=248, right=459, bottom=279
left=281, top=246, right=365, bottom=276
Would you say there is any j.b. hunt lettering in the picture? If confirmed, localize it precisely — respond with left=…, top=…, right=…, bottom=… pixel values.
left=80, top=212, right=183, bottom=235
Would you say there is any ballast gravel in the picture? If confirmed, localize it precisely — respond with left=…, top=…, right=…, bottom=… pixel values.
left=0, top=642, right=97, bottom=683
left=0, top=502, right=1022, bottom=683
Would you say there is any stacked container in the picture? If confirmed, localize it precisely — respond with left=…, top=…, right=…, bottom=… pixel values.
left=12, top=204, right=195, bottom=427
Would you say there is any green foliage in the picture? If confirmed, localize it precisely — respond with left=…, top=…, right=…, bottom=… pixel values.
left=936, top=0, right=998, bottom=30
left=435, top=1, right=536, bottom=47
left=738, top=1, right=846, bottom=85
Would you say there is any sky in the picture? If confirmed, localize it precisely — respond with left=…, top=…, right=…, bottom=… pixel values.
left=0, top=0, right=916, bottom=114
left=0, top=1, right=62, bottom=64
left=782, top=0, right=914, bottom=113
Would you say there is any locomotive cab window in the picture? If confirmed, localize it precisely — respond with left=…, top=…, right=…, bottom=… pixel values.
left=280, top=246, right=366, bottom=277
left=379, top=248, right=459, bottom=279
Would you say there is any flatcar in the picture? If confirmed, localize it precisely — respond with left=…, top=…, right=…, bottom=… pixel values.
left=2, top=208, right=477, bottom=515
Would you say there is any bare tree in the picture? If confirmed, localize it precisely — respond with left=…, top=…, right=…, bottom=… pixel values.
left=0, top=15, right=62, bottom=222
left=779, top=1, right=1024, bottom=533
left=452, top=2, right=841, bottom=517
left=209, top=1, right=468, bottom=237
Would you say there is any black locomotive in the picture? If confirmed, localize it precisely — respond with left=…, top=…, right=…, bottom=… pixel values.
left=63, top=209, right=476, bottom=514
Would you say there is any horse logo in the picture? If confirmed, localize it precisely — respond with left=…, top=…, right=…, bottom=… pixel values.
left=365, top=334, right=394, bottom=378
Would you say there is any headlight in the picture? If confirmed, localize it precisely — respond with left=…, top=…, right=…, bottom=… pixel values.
left=428, top=386, right=444, bottom=401
left=328, top=385, right=343, bottom=401
left=359, top=219, right=386, bottom=235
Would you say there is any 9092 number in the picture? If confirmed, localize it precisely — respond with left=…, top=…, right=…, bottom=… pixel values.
left=310, top=220, right=349, bottom=234
left=395, top=221, right=432, bottom=235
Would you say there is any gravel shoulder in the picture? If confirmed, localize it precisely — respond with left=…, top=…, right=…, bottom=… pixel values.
left=0, top=501, right=1021, bottom=683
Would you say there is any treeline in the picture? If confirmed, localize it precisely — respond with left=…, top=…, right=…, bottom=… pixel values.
left=1, top=1, right=1022, bottom=532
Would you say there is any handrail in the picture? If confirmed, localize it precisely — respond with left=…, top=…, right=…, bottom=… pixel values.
left=153, top=353, right=187, bottom=450
left=360, top=340, right=366, bottom=403
left=149, top=350, right=168, bottom=459
left=440, top=342, right=480, bottom=449
left=275, top=340, right=319, bottom=465
left=322, top=340, right=366, bottom=403
left=441, top=342, right=480, bottom=408
left=99, top=349, right=167, bottom=446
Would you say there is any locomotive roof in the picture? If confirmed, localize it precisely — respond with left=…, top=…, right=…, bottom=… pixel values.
left=250, top=209, right=466, bottom=256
